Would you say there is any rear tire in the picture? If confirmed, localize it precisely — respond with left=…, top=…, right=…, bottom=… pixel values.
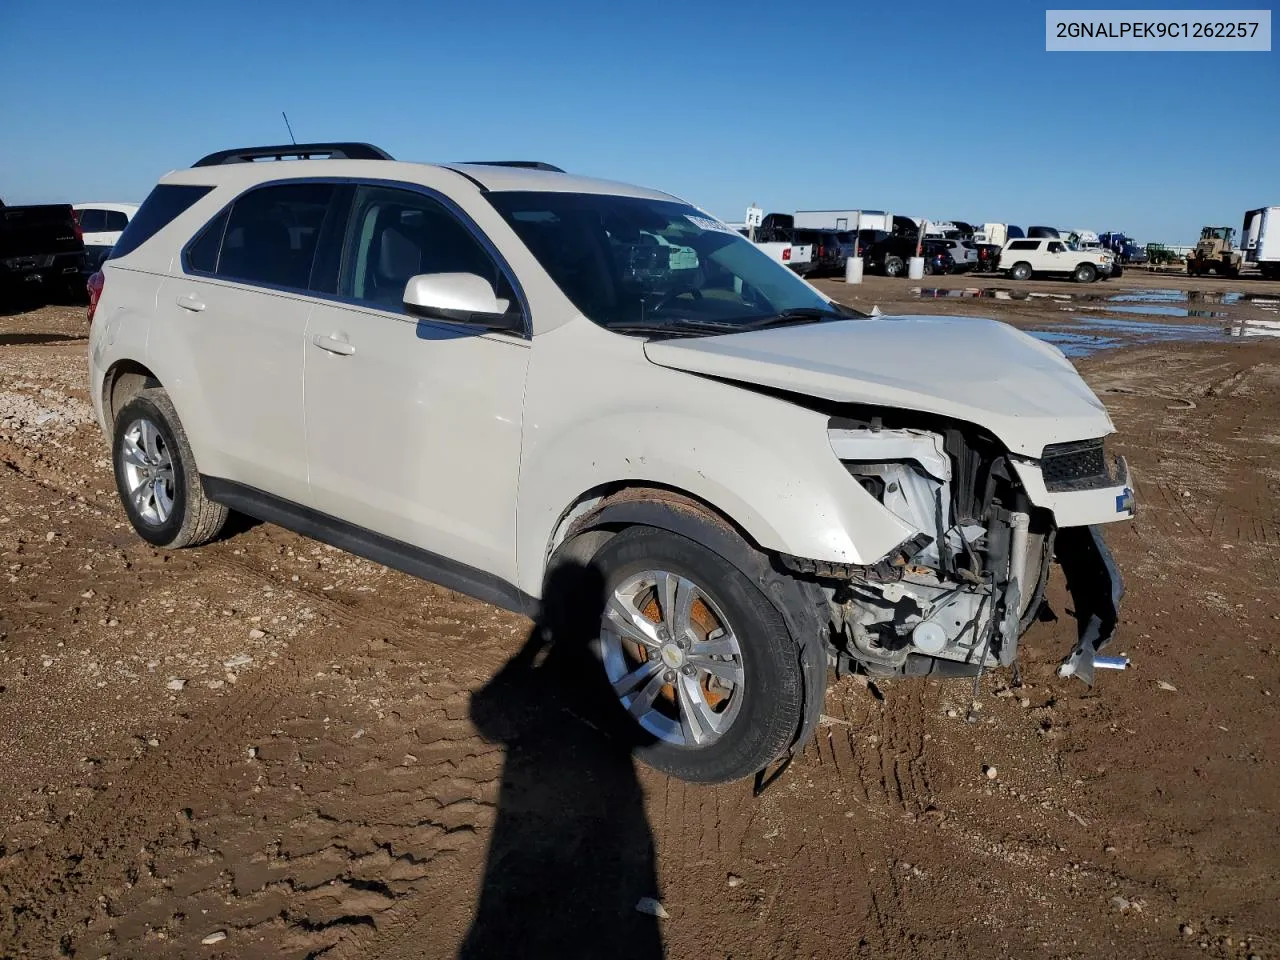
left=884, top=256, right=904, bottom=278
left=1010, top=262, right=1033, bottom=281
left=587, top=527, right=805, bottom=784
left=112, top=388, right=228, bottom=548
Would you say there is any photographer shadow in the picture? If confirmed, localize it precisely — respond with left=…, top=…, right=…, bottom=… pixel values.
left=460, top=561, right=664, bottom=960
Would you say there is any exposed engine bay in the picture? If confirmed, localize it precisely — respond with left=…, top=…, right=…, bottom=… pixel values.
left=784, top=419, right=1123, bottom=682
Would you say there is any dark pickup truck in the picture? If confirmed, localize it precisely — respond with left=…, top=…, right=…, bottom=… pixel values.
left=0, top=199, right=86, bottom=303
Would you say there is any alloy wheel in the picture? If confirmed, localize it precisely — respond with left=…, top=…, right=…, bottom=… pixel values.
left=598, top=570, right=746, bottom=748
left=120, top=418, right=175, bottom=525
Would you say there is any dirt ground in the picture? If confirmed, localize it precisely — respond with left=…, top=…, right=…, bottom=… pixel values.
left=1, top=271, right=1278, bottom=959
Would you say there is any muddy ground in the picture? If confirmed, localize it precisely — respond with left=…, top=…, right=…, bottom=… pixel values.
left=1, top=271, right=1278, bottom=959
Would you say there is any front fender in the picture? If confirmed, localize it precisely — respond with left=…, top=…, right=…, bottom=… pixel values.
left=514, top=320, right=916, bottom=597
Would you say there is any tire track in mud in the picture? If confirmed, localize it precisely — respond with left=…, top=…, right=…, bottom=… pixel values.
left=0, top=414, right=524, bottom=957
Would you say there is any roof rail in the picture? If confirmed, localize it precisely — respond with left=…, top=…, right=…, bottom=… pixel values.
left=192, top=142, right=393, bottom=167
left=463, top=160, right=565, bottom=173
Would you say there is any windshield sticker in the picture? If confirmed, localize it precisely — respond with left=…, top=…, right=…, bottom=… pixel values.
left=685, top=215, right=739, bottom=235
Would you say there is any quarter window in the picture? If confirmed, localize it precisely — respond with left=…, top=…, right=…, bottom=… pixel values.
left=215, top=183, right=336, bottom=289
left=338, top=185, right=507, bottom=313
left=108, top=184, right=213, bottom=261
left=1007, top=239, right=1038, bottom=251
left=1047, top=241, right=1066, bottom=253
left=104, top=210, right=130, bottom=231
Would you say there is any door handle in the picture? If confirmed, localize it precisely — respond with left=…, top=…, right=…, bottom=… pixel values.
left=176, top=294, right=205, bottom=312
left=312, top=333, right=356, bottom=356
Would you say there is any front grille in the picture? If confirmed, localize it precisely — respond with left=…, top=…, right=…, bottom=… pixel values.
left=1041, top=438, right=1112, bottom=491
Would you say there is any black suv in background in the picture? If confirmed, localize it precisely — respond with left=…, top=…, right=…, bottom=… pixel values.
left=0, top=199, right=86, bottom=304
left=792, top=228, right=850, bottom=276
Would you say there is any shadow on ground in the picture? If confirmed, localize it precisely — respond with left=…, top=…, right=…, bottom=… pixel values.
left=461, top=561, right=664, bottom=960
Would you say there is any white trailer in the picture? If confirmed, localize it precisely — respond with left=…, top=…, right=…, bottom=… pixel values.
left=793, top=209, right=893, bottom=233
left=1242, top=206, right=1280, bottom=279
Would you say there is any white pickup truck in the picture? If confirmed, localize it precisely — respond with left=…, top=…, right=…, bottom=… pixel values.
left=729, top=214, right=815, bottom=276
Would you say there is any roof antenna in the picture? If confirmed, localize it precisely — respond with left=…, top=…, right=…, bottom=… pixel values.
left=281, top=111, right=297, bottom=145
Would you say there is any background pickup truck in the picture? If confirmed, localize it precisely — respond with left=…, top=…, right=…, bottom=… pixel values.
left=743, top=212, right=815, bottom=275
left=0, top=199, right=86, bottom=303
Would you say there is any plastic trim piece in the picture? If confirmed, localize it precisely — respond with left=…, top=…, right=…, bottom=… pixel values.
left=193, top=142, right=393, bottom=167
left=201, top=477, right=535, bottom=616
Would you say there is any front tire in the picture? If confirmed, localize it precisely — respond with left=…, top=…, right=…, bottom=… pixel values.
left=588, top=527, right=804, bottom=784
left=1073, top=263, right=1098, bottom=283
left=112, top=388, right=228, bottom=548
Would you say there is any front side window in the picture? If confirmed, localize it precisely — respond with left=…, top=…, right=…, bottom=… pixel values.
left=338, top=185, right=507, bottom=313
left=486, top=192, right=840, bottom=335
left=215, top=182, right=336, bottom=289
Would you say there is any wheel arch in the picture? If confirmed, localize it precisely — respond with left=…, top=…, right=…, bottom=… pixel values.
left=102, top=359, right=161, bottom=436
left=545, top=482, right=831, bottom=758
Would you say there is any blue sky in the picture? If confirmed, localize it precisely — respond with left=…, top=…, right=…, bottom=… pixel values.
left=1, top=0, right=1275, bottom=244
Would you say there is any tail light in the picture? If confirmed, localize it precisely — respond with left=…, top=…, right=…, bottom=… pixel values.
left=782, top=248, right=792, bottom=262
left=817, top=245, right=825, bottom=258
left=87, top=270, right=104, bottom=323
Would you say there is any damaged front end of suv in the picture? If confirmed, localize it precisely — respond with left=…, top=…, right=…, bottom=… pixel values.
left=784, top=418, right=1132, bottom=684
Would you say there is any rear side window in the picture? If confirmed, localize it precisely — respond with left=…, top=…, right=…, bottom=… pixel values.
left=77, top=209, right=107, bottom=233
left=104, top=210, right=129, bottom=231
left=214, top=183, right=336, bottom=290
left=108, top=185, right=213, bottom=260
left=1007, top=239, right=1038, bottom=251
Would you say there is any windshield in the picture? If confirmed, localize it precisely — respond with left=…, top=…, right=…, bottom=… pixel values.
left=486, top=192, right=838, bottom=333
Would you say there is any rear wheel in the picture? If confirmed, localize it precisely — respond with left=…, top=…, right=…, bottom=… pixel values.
left=1073, top=263, right=1097, bottom=283
left=112, top=389, right=228, bottom=548
left=884, top=256, right=904, bottom=277
left=589, top=527, right=805, bottom=784
left=1010, top=261, right=1033, bottom=281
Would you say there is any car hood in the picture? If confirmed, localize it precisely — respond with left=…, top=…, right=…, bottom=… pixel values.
left=643, top=315, right=1113, bottom=457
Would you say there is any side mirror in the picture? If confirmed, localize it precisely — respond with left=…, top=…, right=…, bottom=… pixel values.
left=402, top=273, right=522, bottom=332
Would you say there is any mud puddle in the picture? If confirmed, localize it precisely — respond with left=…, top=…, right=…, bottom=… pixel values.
left=913, top=285, right=1278, bottom=312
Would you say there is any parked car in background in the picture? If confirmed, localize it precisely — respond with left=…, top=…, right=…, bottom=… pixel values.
left=929, top=238, right=979, bottom=272
left=756, top=212, right=816, bottom=276
left=863, top=232, right=912, bottom=276
left=921, top=239, right=955, bottom=275
left=75, top=202, right=138, bottom=271
left=0, top=197, right=86, bottom=303
left=792, top=228, right=848, bottom=276
left=999, top=237, right=1115, bottom=282
left=1097, top=231, right=1147, bottom=264
left=1027, top=225, right=1061, bottom=239
left=1242, top=206, right=1280, bottom=279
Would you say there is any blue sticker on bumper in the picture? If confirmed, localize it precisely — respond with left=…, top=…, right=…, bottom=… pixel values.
left=1116, top=487, right=1135, bottom=514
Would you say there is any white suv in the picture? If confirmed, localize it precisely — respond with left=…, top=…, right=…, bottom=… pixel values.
left=74, top=201, right=138, bottom=270
left=999, top=237, right=1115, bottom=283
left=89, top=142, right=1136, bottom=784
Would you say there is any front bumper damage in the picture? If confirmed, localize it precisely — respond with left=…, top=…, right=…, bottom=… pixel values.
left=1054, top=525, right=1124, bottom=686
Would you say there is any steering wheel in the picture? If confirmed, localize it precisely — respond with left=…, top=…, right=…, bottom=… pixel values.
left=646, top=284, right=704, bottom=314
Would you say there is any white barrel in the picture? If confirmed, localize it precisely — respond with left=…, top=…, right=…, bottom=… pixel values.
left=844, top=256, right=864, bottom=284
left=907, top=256, right=925, bottom=280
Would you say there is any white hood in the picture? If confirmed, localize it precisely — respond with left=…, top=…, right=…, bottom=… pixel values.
left=643, top=315, right=1113, bottom=457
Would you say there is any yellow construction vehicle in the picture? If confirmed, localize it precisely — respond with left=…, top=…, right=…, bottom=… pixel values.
left=1186, top=226, right=1243, bottom=277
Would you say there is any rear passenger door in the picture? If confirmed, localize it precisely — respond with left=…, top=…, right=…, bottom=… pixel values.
left=164, top=181, right=339, bottom=502
left=303, top=184, right=529, bottom=582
